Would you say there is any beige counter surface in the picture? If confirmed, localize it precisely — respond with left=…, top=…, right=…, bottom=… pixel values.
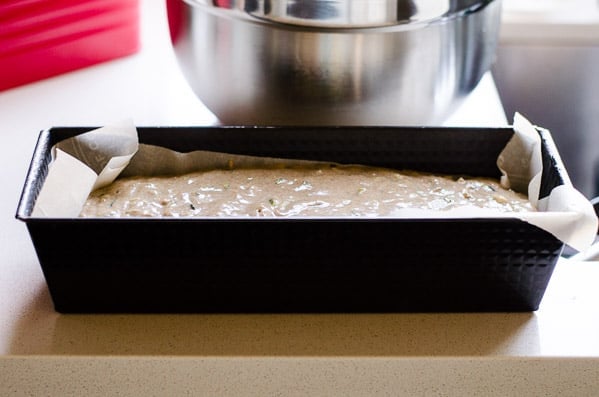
left=1, top=257, right=598, bottom=358
left=2, top=0, right=599, bottom=395
left=2, top=257, right=599, bottom=396
left=3, top=356, right=599, bottom=396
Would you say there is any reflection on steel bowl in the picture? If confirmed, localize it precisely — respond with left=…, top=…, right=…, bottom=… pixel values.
left=167, top=0, right=502, bottom=125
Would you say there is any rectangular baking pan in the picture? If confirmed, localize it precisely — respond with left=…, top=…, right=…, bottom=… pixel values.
left=16, top=126, right=566, bottom=313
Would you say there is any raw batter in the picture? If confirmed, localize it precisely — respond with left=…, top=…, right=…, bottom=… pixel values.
left=79, top=164, right=534, bottom=217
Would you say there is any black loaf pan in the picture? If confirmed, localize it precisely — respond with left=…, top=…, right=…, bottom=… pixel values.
left=16, top=126, right=566, bottom=313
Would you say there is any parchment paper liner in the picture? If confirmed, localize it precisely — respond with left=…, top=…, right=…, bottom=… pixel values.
left=31, top=115, right=598, bottom=252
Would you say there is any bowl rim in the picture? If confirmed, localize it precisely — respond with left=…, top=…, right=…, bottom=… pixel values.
left=177, top=0, right=499, bottom=30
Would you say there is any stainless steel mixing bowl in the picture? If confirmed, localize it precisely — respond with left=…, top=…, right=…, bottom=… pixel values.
left=167, top=0, right=502, bottom=125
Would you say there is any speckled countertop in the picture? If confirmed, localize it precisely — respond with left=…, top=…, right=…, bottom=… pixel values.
left=2, top=1, right=599, bottom=395
left=2, top=256, right=599, bottom=395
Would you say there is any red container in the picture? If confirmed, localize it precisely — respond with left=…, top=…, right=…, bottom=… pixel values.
left=0, top=0, right=140, bottom=91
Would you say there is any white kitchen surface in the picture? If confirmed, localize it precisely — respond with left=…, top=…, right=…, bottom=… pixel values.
left=1, top=1, right=598, bottom=395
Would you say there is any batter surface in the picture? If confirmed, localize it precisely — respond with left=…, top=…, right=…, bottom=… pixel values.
left=79, top=164, right=534, bottom=217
